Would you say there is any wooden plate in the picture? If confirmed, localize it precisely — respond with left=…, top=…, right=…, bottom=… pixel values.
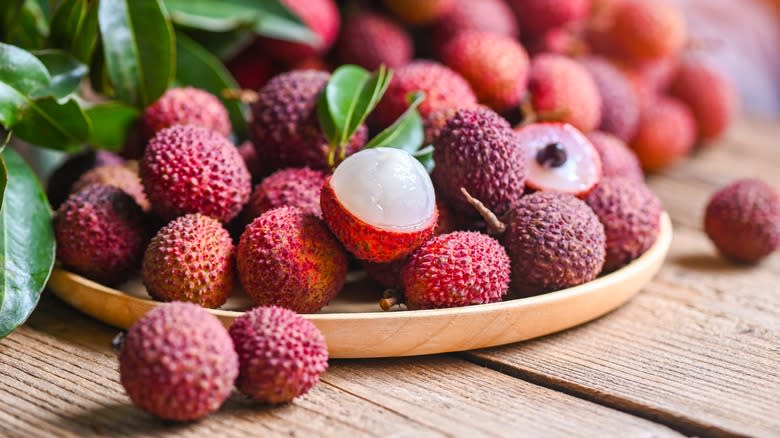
left=47, top=213, right=672, bottom=358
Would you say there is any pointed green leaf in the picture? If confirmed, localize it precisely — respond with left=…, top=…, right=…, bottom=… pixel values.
left=323, top=65, right=371, bottom=145
left=71, top=0, right=99, bottom=63
left=13, top=96, right=89, bottom=150
left=0, top=42, right=51, bottom=127
left=3, top=0, right=50, bottom=50
left=32, top=50, right=88, bottom=99
left=85, top=102, right=139, bottom=150
left=49, top=0, right=86, bottom=52
left=253, top=0, right=319, bottom=45
left=413, top=144, right=435, bottom=173
left=365, top=91, right=425, bottom=153
left=0, top=148, right=56, bottom=339
left=317, top=93, right=337, bottom=147
left=345, top=65, right=391, bottom=143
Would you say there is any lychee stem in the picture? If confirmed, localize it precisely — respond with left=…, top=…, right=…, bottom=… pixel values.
left=460, top=188, right=506, bottom=236
left=222, top=89, right=259, bottom=104
left=379, top=289, right=404, bottom=311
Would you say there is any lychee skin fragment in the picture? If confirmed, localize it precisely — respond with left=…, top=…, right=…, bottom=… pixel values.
left=244, top=167, right=327, bottom=223
left=402, top=231, right=511, bottom=309
left=142, top=87, right=231, bottom=139
left=229, top=306, right=328, bottom=404
left=585, top=178, right=662, bottom=272
left=704, top=179, right=780, bottom=263
left=587, top=131, right=643, bottom=182
left=504, top=192, right=606, bottom=294
left=237, top=207, right=348, bottom=313
left=54, top=184, right=147, bottom=285
left=120, top=302, right=238, bottom=421
left=140, top=125, right=251, bottom=223
left=142, top=214, right=235, bottom=308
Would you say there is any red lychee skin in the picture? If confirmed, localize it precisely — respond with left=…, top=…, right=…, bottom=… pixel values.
left=431, top=0, right=519, bottom=54
left=244, top=167, right=327, bottom=223
left=585, top=178, right=662, bottom=272
left=526, top=28, right=584, bottom=57
left=504, top=192, right=606, bottom=295
left=604, top=0, right=686, bottom=61
left=630, top=96, right=696, bottom=172
left=669, top=61, right=738, bottom=143
left=47, top=150, right=123, bottom=209
left=142, top=87, right=231, bottom=140
left=371, top=61, right=477, bottom=129
left=320, top=178, right=438, bottom=263
left=250, top=70, right=367, bottom=172
left=422, top=103, right=487, bottom=146
left=55, top=185, right=147, bottom=285
left=141, top=125, right=251, bottom=223
left=509, top=0, right=591, bottom=38
left=72, top=163, right=150, bottom=212
left=433, top=108, right=526, bottom=218
left=336, top=12, right=413, bottom=71
left=440, top=31, right=529, bottom=113
left=528, top=54, right=603, bottom=133
left=229, top=306, right=328, bottom=404
left=120, top=302, right=238, bottom=421
left=237, top=207, right=348, bottom=313
left=382, top=0, right=454, bottom=25
left=704, top=179, right=780, bottom=263
left=402, top=231, right=511, bottom=310
left=259, top=0, right=340, bottom=63
left=580, top=57, right=640, bottom=142
left=587, top=131, right=643, bottom=182
left=227, top=42, right=275, bottom=91
left=142, top=214, right=235, bottom=308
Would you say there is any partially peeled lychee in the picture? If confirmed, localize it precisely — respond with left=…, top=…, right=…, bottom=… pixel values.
left=515, top=123, right=602, bottom=197
left=321, top=147, right=438, bottom=263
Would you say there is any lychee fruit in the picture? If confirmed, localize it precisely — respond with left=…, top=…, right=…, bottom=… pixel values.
left=396, top=231, right=511, bottom=310
left=440, top=30, right=529, bottom=113
left=585, top=177, right=662, bottom=271
left=514, top=123, right=602, bottom=197
left=704, top=179, right=780, bottom=263
left=244, top=167, right=327, bottom=223
left=119, top=302, right=238, bottom=421
left=422, top=103, right=486, bottom=146
left=371, top=61, right=477, bottom=129
left=527, top=54, right=602, bottom=133
left=586, top=131, right=643, bottom=182
left=580, top=56, right=640, bottom=142
left=142, top=87, right=231, bottom=140
left=227, top=41, right=275, bottom=91
left=526, top=28, right=585, bottom=57
left=140, top=125, right=251, bottom=223
left=47, top=150, right=123, bottom=209
left=509, top=0, right=591, bottom=38
left=630, top=96, right=696, bottom=172
left=431, top=0, right=519, bottom=53
left=321, top=147, right=438, bottom=263
left=72, top=163, right=150, bottom=212
left=669, top=61, right=737, bottom=143
left=229, top=306, right=328, bottom=404
left=54, top=184, right=147, bottom=285
left=250, top=70, right=368, bottom=171
left=600, top=0, right=686, bottom=61
left=433, top=107, right=526, bottom=218
left=258, top=0, right=340, bottom=63
left=382, top=0, right=454, bottom=25
left=142, top=214, right=235, bottom=308
left=336, top=12, right=413, bottom=71
left=237, top=207, right=348, bottom=313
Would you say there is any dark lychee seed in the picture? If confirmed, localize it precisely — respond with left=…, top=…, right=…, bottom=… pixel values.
left=537, top=142, right=568, bottom=168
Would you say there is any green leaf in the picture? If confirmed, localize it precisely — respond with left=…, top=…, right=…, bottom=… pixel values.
left=71, top=0, right=99, bottom=63
left=413, top=145, right=435, bottom=173
left=0, top=148, right=56, bottom=339
left=182, top=27, right=254, bottom=61
left=323, top=65, right=371, bottom=146
left=98, top=0, right=175, bottom=107
left=0, top=42, right=51, bottom=127
left=32, top=49, right=88, bottom=99
left=253, top=0, right=319, bottom=45
left=174, top=32, right=246, bottom=139
left=316, top=94, right=337, bottom=148
left=85, top=102, right=139, bottom=150
left=13, top=96, right=89, bottom=150
left=49, top=0, right=86, bottom=53
left=3, top=0, right=50, bottom=50
left=365, top=91, right=425, bottom=153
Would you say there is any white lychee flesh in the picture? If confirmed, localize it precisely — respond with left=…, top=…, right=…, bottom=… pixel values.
left=330, top=147, right=436, bottom=231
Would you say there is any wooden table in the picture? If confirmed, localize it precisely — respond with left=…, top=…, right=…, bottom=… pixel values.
left=1, top=118, right=779, bottom=437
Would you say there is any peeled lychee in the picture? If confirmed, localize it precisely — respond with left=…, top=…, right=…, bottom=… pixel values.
left=120, top=302, right=238, bottom=421
left=229, top=306, right=328, bottom=404
left=630, top=96, right=696, bottom=172
left=434, top=108, right=526, bottom=218
left=142, top=214, right=235, bottom=308
left=440, top=30, right=529, bottom=113
left=142, top=87, right=231, bottom=140
left=372, top=61, right=477, bottom=129
left=527, top=54, right=602, bottom=133
left=509, top=0, right=591, bottom=38
left=72, top=163, right=150, bottom=212
left=669, top=61, right=737, bottom=143
left=601, top=0, right=686, bottom=61
left=259, top=0, right=340, bottom=63
left=587, top=131, right=643, bottom=182
left=382, top=0, right=454, bottom=25
left=244, top=167, right=326, bottom=223
left=250, top=70, right=368, bottom=171
left=47, top=150, right=123, bottom=208
left=321, top=148, right=438, bottom=263
left=431, top=0, right=519, bottom=53
left=54, top=184, right=147, bottom=285
left=237, top=207, right=347, bottom=312
left=585, top=177, right=662, bottom=271
left=515, top=123, right=602, bottom=197
left=580, top=56, right=640, bottom=142
left=140, top=125, right=251, bottom=223
left=399, top=231, right=511, bottom=310
left=704, top=179, right=780, bottom=263
left=336, top=12, right=412, bottom=70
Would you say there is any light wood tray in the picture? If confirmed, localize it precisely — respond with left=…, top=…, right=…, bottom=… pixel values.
left=48, top=213, right=672, bottom=358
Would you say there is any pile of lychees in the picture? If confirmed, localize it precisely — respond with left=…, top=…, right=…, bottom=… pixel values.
left=48, top=0, right=779, bottom=422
